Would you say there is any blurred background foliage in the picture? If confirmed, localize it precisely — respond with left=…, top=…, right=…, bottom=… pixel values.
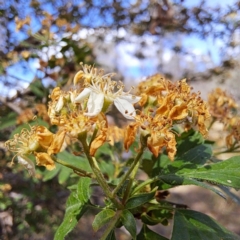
left=0, top=0, right=240, bottom=239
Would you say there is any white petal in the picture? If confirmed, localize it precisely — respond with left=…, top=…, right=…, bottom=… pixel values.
left=85, top=92, right=104, bottom=116
left=74, top=88, right=92, bottom=103
left=119, top=95, right=141, bottom=104
left=55, top=95, right=64, bottom=112
left=18, top=156, right=35, bottom=176
left=114, top=97, right=136, bottom=119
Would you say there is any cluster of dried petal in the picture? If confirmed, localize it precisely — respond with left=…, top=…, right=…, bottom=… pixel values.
left=107, top=126, right=125, bottom=146
left=125, top=76, right=210, bottom=160
left=17, top=104, right=49, bottom=124
left=5, top=126, right=65, bottom=171
left=208, top=88, right=238, bottom=122
left=124, top=111, right=176, bottom=161
left=138, top=76, right=210, bottom=137
left=136, top=74, right=175, bottom=107
left=226, top=117, right=240, bottom=148
left=48, top=87, right=79, bottom=126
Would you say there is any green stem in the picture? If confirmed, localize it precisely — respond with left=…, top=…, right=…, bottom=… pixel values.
left=100, top=210, right=122, bottom=240
left=131, top=177, right=158, bottom=195
left=80, top=138, right=123, bottom=209
left=214, top=145, right=240, bottom=156
left=51, top=156, right=94, bottom=178
left=122, top=160, right=140, bottom=204
left=112, top=145, right=145, bottom=197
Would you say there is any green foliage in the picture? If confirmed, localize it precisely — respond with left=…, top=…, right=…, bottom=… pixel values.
left=92, top=209, right=116, bottom=232
left=137, top=225, right=169, bottom=240
left=172, top=209, right=240, bottom=240
left=54, top=177, right=91, bottom=240
left=121, top=210, right=137, bottom=240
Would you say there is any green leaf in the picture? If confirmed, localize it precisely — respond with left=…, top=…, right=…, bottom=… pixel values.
left=77, top=176, right=91, bottom=202
left=0, top=112, right=17, bottom=130
left=92, top=209, right=116, bottom=232
left=176, top=144, right=212, bottom=165
left=141, top=212, right=163, bottom=226
left=54, top=178, right=91, bottom=240
left=126, top=190, right=156, bottom=209
left=121, top=210, right=136, bottom=240
left=152, top=144, right=212, bottom=179
left=176, top=156, right=240, bottom=189
left=42, top=164, right=60, bottom=181
left=57, top=151, right=92, bottom=173
left=58, top=165, right=72, bottom=184
left=29, top=80, right=45, bottom=97
left=158, top=174, right=226, bottom=199
left=176, top=130, right=204, bottom=157
left=141, top=158, right=155, bottom=176
left=171, top=209, right=240, bottom=240
left=105, top=230, right=116, bottom=240
left=137, top=225, right=169, bottom=240
left=140, top=203, right=173, bottom=226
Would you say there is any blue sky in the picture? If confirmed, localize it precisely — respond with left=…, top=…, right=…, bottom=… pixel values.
left=2, top=0, right=239, bottom=96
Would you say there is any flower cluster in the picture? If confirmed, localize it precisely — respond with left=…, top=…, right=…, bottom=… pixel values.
left=74, top=64, right=141, bottom=119
left=208, top=88, right=238, bottom=122
left=5, top=126, right=65, bottom=172
left=207, top=88, right=239, bottom=149
left=5, top=64, right=210, bottom=173
left=124, top=76, right=210, bottom=160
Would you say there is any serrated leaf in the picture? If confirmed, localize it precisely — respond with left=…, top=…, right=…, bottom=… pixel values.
left=92, top=209, right=116, bottom=232
left=54, top=193, right=86, bottom=240
left=152, top=144, right=212, bottom=179
left=177, top=156, right=240, bottom=189
left=77, top=176, right=91, bottom=202
left=121, top=210, right=136, bottom=240
left=54, top=178, right=91, bottom=240
left=176, top=144, right=212, bottom=165
left=158, top=175, right=226, bottom=199
left=126, top=190, right=156, bottom=209
left=172, top=209, right=240, bottom=240
left=137, top=225, right=169, bottom=240
left=176, top=130, right=204, bottom=157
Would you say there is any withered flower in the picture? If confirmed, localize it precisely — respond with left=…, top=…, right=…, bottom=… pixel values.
left=208, top=88, right=238, bottom=123
left=5, top=126, right=66, bottom=171
left=226, top=117, right=240, bottom=149
left=48, top=87, right=79, bottom=126
left=124, top=111, right=176, bottom=161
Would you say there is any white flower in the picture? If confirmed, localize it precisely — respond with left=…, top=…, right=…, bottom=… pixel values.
left=75, top=77, right=141, bottom=119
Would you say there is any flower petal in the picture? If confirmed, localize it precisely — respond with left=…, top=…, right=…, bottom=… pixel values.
left=18, top=156, right=35, bottom=176
left=85, top=92, right=104, bottom=116
left=119, top=95, right=141, bottom=104
left=114, top=97, right=137, bottom=119
left=74, top=88, right=91, bottom=103
left=34, top=152, right=55, bottom=170
left=55, top=95, right=64, bottom=112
